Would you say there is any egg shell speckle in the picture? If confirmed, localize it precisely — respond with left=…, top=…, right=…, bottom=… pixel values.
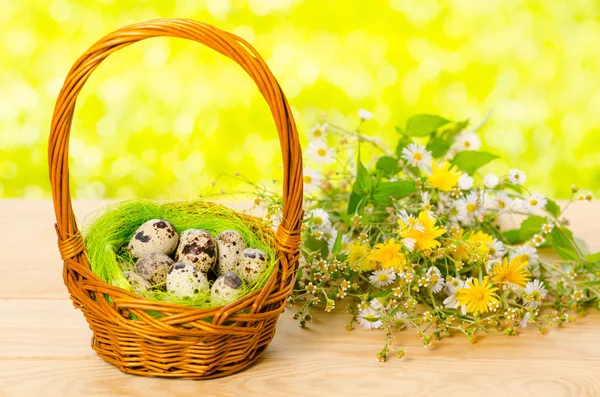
left=135, top=252, right=174, bottom=288
left=128, top=219, right=178, bottom=259
left=175, top=229, right=217, bottom=272
left=238, top=248, right=268, bottom=283
left=123, top=271, right=151, bottom=293
left=215, top=230, right=247, bottom=275
left=211, top=272, right=243, bottom=306
left=166, top=262, right=210, bottom=297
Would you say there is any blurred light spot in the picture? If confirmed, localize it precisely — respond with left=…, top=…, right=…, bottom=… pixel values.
left=110, top=158, right=132, bottom=178
left=81, top=146, right=103, bottom=168
left=19, top=125, right=40, bottom=145
left=248, top=0, right=294, bottom=16
left=561, top=112, right=583, bottom=136
left=298, top=60, right=320, bottom=85
left=377, top=65, right=398, bottom=87
left=23, top=185, right=45, bottom=198
left=0, top=161, right=17, bottom=179
left=144, top=42, right=171, bottom=69
left=207, top=0, right=230, bottom=19
left=12, top=82, right=39, bottom=110
left=49, top=0, right=72, bottom=23
left=141, top=148, right=158, bottom=163
left=45, top=77, right=65, bottom=99
left=84, top=181, right=106, bottom=199
left=419, top=56, right=441, bottom=79
left=97, top=116, right=117, bottom=137
left=174, top=114, right=195, bottom=137
left=4, top=29, right=35, bottom=55
left=115, top=186, right=136, bottom=199
left=233, top=26, right=255, bottom=43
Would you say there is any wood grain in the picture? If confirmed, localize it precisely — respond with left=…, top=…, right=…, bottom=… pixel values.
left=1, top=199, right=600, bottom=396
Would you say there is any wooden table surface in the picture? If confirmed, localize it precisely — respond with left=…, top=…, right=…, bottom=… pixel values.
left=1, top=199, right=600, bottom=397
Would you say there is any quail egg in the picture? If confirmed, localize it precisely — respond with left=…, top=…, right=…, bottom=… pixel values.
left=175, top=229, right=217, bottom=272
left=123, top=271, right=151, bottom=294
left=237, top=248, right=268, bottom=283
left=135, top=252, right=174, bottom=288
left=128, top=219, right=178, bottom=259
left=211, top=272, right=244, bottom=306
left=166, top=262, right=210, bottom=298
left=215, top=230, right=247, bottom=275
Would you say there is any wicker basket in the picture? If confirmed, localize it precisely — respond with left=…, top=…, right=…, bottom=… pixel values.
left=48, top=18, right=303, bottom=379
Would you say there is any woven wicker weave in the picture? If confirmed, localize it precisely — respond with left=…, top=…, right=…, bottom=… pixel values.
left=48, top=18, right=303, bottom=379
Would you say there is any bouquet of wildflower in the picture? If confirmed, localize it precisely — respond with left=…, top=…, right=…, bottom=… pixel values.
left=253, top=110, right=598, bottom=361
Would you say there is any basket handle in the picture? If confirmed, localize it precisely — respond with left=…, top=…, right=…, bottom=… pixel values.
left=48, top=19, right=303, bottom=269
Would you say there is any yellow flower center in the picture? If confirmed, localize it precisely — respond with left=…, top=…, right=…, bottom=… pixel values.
left=464, top=141, right=471, bottom=148
left=304, top=175, right=313, bottom=184
left=314, top=130, right=322, bottom=137
left=378, top=273, right=389, bottom=282
left=317, top=148, right=327, bottom=157
left=466, top=203, right=477, bottom=213
left=498, top=201, right=506, bottom=209
left=314, top=217, right=323, bottom=225
left=414, top=152, right=423, bottom=160
left=530, top=199, right=538, bottom=206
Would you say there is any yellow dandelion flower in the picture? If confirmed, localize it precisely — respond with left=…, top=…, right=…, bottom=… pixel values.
left=367, top=238, right=407, bottom=270
left=456, top=277, right=499, bottom=315
left=400, top=211, right=446, bottom=251
left=467, top=231, right=494, bottom=257
left=348, top=242, right=376, bottom=272
left=491, top=257, right=531, bottom=287
left=427, top=161, right=462, bottom=192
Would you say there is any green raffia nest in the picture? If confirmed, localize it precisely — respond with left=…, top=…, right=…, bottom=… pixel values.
left=82, top=200, right=277, bottom=309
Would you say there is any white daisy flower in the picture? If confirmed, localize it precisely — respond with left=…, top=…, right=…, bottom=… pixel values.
left=308, top=123, right=328, bottom=141
left=454, top=131, right=481, bottom=151
left=369, top=269, right=396, bottom=288
left=458, top=173, right=474, bottom=190
left=494, top=192, right=512, bottom=212
left=426, top=267, right=444, bottom=294
left=508, top=169, right=527, bottom=185
left=484, top=173, right=500, bottom=189
left=397, top=209, right=425, bottom=232
left=402, top=238, right=416, bottom=252
left=523, top=193, right=547, bottom=213
left=519, top=312, right=532, bottom=328
left=303, top=168, right=322, bottom=194
left=531, top=234, right=546, bottom=247
left=309, top=208, right=332, bottom=232
left=401, top=143, right=432, bottom=170
left=523, top=279, right=548, bottom=309
left=456, top=192, right=484, bottom=223
left=541, top=223, right=554, bottom=234
left=510, top=198, right=525, bottom=212
left=358, top=108, right=373, bottom=120
left=488, top=239, right=506, bottom=258
left=443, top=293, right=459, bottom=309
left=357, top=308, right=382, bottom=330
left=445, top=277, right=464, bottom=294
left=510, top=245, right=539, bottom=265
left=369, top=298, right=384, bottom=310
left=307, top=141, right=335, bottom=165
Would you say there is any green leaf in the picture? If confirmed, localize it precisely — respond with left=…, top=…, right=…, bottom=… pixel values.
left=426, top=120, right=468, bottom=158
left=550, top=227, right=580, bottom=261
left=394, top=135, right=413, bottom=157
left=303, top=234, right=329, bottom=258
left=347, top=191, right=363, bottom=215
left=372, top=180, right=416, bottom=205
left=502, top=229, right=522, bottom=244
left=545, top=199, right=561, bottom=218
left=353, top=158, right=372, bottom=195
left=585, top=252, right=600, bottom=263
left=332, top=231, right=343, bottom=255
left=375, top=156, right=400, bottom=176
left=405, top=114, right=450, bottom=137
left=519, top=215, right=547, bottom=241
left=450, top=151, right=498, bottom=174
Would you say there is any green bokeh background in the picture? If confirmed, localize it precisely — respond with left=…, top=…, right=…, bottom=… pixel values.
left=1, top=0, right=599, bottom=200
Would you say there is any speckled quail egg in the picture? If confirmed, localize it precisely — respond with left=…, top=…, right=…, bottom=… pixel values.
left=237, top=248, right=268, bottom=283
left=135, top=252, right=174, bottom=288
left=215, top=230, right=247, bottom=275
left=128, top=219, right=178, bottom=259
left=211, top=272, right=244, bottom=306
left=175, top=229, right=217, bottom=272
left=166, top=262, right=210, bottom=297
left=123, top=271, right=151, bottom=294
